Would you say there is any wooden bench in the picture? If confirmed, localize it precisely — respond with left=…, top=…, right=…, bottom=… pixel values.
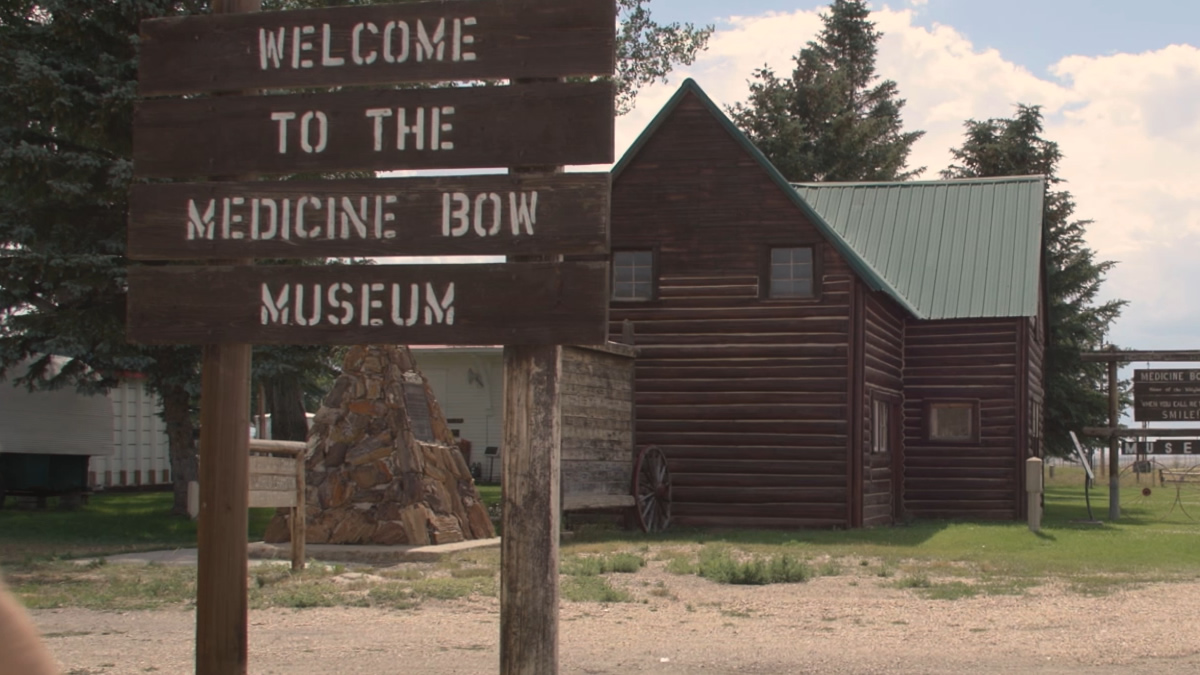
left=248, top=440, right=306, bottom=571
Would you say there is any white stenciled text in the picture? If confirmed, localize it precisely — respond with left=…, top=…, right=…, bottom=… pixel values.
left=258, top=17, right=477, bottom=71
left=260, top=282, right=455, bottom=327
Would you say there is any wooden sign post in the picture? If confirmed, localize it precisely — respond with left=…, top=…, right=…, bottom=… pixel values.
left=1080, top=350, right=1200, bottom=522
left=129, top=1, right=614, bottom=673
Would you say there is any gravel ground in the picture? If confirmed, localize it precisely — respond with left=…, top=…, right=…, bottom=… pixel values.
left=33, top=560, right=1200, bottom=674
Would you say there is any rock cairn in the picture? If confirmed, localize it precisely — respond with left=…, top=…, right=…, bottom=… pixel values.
left=265, top=345, right=494, bottom=546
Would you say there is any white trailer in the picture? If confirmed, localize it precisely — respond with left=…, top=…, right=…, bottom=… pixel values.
left=0, top=359, right=114, bottom=504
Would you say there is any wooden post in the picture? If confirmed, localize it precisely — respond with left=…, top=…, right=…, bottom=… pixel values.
left=1108, top=360, right=1120, bottom=521
left=195, top=4, right=258, bottom=673
left=292, top=443, right=306, bottom=572
left=196, top=342, right=252, bottom=674
left=501, top=106, right=567, bottom=672
left=1026, top=457, right=1043, bottom=532
left=500, top=344, right=562, bottom=674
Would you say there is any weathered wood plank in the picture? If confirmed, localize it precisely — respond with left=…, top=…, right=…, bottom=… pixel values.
left=675, top=503, right=847, bottom=519
left=128, top=173, right=609, bottom=259
left=501, top=343, right=561, bottom=674
left=561, top=460, right=628, bottom=496
left=672, top=472, right=845, bottom=489
left=636, top=404, right=847, bottom=421
left=562, top=493, right=634, bottom=511
left=248, top=490, right=296, bottom=508
left=669, top=457, right=845, bottom=473
left=672, top=514, right=845, bottom=529
left=635, top=433, right=847, bottom=449
left=126, top=261, right=607, bottom=345
left=561, top=441, right=630, bottom=463
left=635, top=391, right=847, bottom=406
left=138, top=0, right=616, bottom=95
left=637, top=377, right=847, bottom=394
left=133, top=82, right=614, bottom=178
left=248, top=456, right=295, bottom=477
left=636, top=419, right=847, bottom=434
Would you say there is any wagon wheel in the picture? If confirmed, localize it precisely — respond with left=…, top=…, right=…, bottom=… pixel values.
left=633, top=445, right=671, bottom=532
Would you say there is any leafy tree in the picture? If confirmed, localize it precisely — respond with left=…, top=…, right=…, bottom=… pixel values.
left=615, top=0, right=711, bottom=114
left=943, top=105, right=1126, bottom=457
left=729, top=0, right=923, bottom=182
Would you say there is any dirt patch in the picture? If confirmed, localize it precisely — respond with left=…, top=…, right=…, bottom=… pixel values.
left=33, top=557, right=1200, bottom=674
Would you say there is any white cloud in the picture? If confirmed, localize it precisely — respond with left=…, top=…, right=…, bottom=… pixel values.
left=614, top=7, right=1200, bottom=351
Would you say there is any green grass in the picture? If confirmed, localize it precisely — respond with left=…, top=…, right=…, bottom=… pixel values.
left=561, top=576, right=634, bottom=603
left=0, top=491, right=274, bottom=565
left=562, top=552, right=646, bottom=576
left=564, top=470, right=1200, bottom=585
left=475, top=484, right=501, bottom=510
left=694, top=546, right=811, bottom=585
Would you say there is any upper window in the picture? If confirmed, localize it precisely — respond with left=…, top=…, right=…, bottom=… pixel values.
left=612, top=250, right=654, bottom=301
left=769, top=246, right=815, bottom=298
left=929, top=401, right=978, bottom=443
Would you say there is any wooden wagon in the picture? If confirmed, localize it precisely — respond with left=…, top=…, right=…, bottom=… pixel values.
left=559, top=343, right=671, bottom=532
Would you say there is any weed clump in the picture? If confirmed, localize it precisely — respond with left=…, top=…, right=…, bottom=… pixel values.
left=696, top=547, right=811, bottom=585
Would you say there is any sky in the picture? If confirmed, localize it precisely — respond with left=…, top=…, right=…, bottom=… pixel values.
left=614, top=0, right=1200, bottom=362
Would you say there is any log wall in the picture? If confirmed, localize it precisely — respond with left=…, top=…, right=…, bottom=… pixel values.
left=861, top=290, right=906, bottom=526
left=610, top=93, right=853, bottom=528
left=902, top=318, right=1023, bottom=520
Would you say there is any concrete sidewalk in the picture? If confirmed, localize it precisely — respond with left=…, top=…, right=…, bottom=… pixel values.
left=85, top=537, right=501, bottom=567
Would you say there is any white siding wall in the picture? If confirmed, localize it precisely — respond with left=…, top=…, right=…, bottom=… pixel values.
left=410, top=349, right=503, bottom=482
left=90, top=379, right=170, bottom=488
left=0, top=373, right=113, bottom=457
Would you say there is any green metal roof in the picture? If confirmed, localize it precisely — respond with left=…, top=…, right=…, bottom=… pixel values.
left=614, top=79, right=1045, bottom=320
left=793, top=177, right=1044, bottom=319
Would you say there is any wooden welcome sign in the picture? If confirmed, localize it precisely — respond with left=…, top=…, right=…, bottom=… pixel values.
left=132, top=2, right=614, bottom=673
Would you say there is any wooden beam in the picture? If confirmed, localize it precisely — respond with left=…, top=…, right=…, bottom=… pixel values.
left=196, top=340, right=252, bottom=675
left=1080, top=350, right=1200, bottom=363
left=1082, top=427, right=1200, bottom=438
left=1107, top=361, right=1120, bottom=520
left=500, top=342, right=562, bottom=674
left=194, top=7, right=257, bottom=673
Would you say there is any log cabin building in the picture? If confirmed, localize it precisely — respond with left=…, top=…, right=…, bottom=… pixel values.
left=609, top=80, right=1046, bottom=528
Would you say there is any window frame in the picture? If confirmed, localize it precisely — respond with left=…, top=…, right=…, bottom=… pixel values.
left=611, top=248, right=657, bottom=302
left=925, top=399, right=980, bottom=444
left=870, top=393, right=899, bottom=454
left=761, top=244, right=821, bottom=302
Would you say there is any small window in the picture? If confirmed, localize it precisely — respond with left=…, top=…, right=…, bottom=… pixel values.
left=769, top=247, right=814, bottom=298
left=929, top=401, right=978, bottom=442
left=872, top=398, right=891, bottom=454
left=612, top=250, right=654, bottom=300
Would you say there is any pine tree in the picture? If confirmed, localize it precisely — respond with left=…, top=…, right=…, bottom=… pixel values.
left=943, top=105, right=1126, bottom=456
left=729, top=0, right=923, bottom=182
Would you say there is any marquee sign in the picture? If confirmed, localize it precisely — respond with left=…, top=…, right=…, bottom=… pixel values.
left=1133, top=369, right=1200, bottom=422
